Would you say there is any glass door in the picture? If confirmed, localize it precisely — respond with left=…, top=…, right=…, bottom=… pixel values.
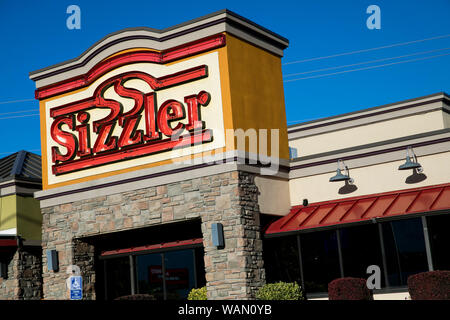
left=163, top=249, right=196, bottom=299
left=104, top=256, right=131, bottom=300
left=102, top=247, right=204, bottom=300
left=136, top=252, right=165, bottom=300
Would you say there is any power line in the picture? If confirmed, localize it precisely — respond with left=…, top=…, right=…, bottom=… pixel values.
left=284, top=52, right=450, bottom=82
left=0, top=98, right=35, bottom=105
left=0, top=113, right=40, bottom=120
left=0, top=108, right=39, bottom=116
left=283, top=47, right=450, bottom=78
left=283, top=33, right=450, bottom=66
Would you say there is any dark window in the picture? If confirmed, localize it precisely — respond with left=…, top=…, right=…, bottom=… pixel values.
left=339, top=224, right=384, bottom=286
left=136, top=252, right=165, bottom=299
left=427, top=213, right=450, bottom=270
left=103, top=247, right=205, bottom=300
left=194, top=247, right=206, bottom=288
left=104, top=256, right=131, bottom=300
left=381, top=218, right=428, bottom=286
left=164, top=249, right=197, bottom=299
left=263, top=236, right=301, bottom=285
left=0, top=261, right=8, bottom=279
left=300, top=230, right=340, bottom=293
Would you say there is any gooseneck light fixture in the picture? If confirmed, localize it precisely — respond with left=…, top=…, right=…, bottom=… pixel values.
left=329, top=159, right=354, bottom=184
left=398, top=146, right=423, bottom=172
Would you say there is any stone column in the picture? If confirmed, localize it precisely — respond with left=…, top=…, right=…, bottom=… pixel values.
left=202, top=171, right=265, bottom=300
left=0, top=249, right=20, bottom=299
left=72, top=239, right=96, bottom=300
left=0, top=246, right=43, bottom=300
left=17, top=246, right=43, bottom=300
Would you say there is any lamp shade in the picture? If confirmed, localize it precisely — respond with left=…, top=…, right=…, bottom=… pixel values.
left=329, top=168, right=351, bottom=182
left=398, top=156, right=422, bottom=170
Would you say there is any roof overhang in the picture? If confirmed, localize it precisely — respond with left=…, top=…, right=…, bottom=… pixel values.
left=29, top=9, right=289, bottom=89
left=0, top=178, right=42, bottom=197
left=265, top=182, right=450, bottom=237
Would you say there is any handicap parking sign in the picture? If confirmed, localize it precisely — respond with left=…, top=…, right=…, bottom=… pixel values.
left=69, top=276, right=82, bottom=300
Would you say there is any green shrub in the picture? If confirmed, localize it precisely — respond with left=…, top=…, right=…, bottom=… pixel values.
left=187, top=286, right=207, bottom=300
left=256, top=282, right=304, bottom=300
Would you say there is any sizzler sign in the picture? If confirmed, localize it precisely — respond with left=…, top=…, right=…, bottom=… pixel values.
left=49, top=64, right=216, bottom=176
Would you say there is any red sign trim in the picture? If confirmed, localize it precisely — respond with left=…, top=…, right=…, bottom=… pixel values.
left=49, top=65, right=208, bottom=118
left=52, top=129, right=212, bottom=175
left=36, top=34, right=226, bottom=100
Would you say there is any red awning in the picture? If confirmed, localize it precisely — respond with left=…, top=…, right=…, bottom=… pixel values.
left=0, top=239, right=17, bottom=247
left=265, top=183, right=450, bottom=236
left=100, top=238, right=203, bottom=257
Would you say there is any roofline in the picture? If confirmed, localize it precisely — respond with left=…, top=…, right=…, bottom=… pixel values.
left=287, top=92, right=450, bottom=131
left=0, top=176, right=42, bottom=185
left=0, top=150, right=42, bottom=184
left=29, top=9, right=289, bottom=85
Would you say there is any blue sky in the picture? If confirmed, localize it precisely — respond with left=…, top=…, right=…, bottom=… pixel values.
left=0, top=0, right=449, bottom=156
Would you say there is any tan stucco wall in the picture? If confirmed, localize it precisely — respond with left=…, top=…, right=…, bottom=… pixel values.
left=0, top=195, right=17, bottom=232
left=226, top=35, right=289, bottom=159
left=16, top=196, right=42, bottom=241
left=0, top=195, right=41, bottom=241
left=254, top=176, right=291, bottom=216
left=289, top=110, right=446, bottom=157
left=289, top=151, right=450, bottom=205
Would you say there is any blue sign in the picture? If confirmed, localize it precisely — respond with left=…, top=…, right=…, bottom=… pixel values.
left=69, top=276, right=82, bottom=300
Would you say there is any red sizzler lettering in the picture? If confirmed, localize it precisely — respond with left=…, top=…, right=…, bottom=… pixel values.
left=49, top=66, right=213, bottom=175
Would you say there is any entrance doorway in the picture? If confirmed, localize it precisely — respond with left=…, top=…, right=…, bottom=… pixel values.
left=102, top=246, right=205, bottom=300
left=91, top=219, right=206, bottom=300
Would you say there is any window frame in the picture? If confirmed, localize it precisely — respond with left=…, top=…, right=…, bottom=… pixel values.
left=264, top=211, right=450, bottom=296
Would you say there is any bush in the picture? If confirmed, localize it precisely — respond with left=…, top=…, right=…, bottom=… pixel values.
left=256, top=282, right=304, bottom=300
left=188, top=286, right=207, bottom=300
left=114, top=294, right=156, bottom=300
left=328, top=277, right=373, bottom=300
left=408, top=270, right=450, bottom=300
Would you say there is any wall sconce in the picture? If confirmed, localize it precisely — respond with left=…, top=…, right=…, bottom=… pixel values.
left=47, top=249, right=59, bottom=272
left=329, top=159, right=354, bottom=184
left=211, top=223, right=224, bottom=248
left=398, top=146, right=423, bottom=172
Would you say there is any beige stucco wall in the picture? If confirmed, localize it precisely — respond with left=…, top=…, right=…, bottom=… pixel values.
left=289, top=151, right=450, bottom=205
left=289, top=110, right=446, bottom=157
left=254, top=176, right=291, bottom=216
left=444, top=112, right=450, bottom=128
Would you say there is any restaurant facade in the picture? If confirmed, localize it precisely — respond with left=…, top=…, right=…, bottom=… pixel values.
left=13, top=9, right=450, bottom=300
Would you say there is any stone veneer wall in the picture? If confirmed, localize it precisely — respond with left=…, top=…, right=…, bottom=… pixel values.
left=41, top=170, right=265, bottom=300
left=0, top=246, right=42, bottom=300
left=0, top=249, right=20, bottom=299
